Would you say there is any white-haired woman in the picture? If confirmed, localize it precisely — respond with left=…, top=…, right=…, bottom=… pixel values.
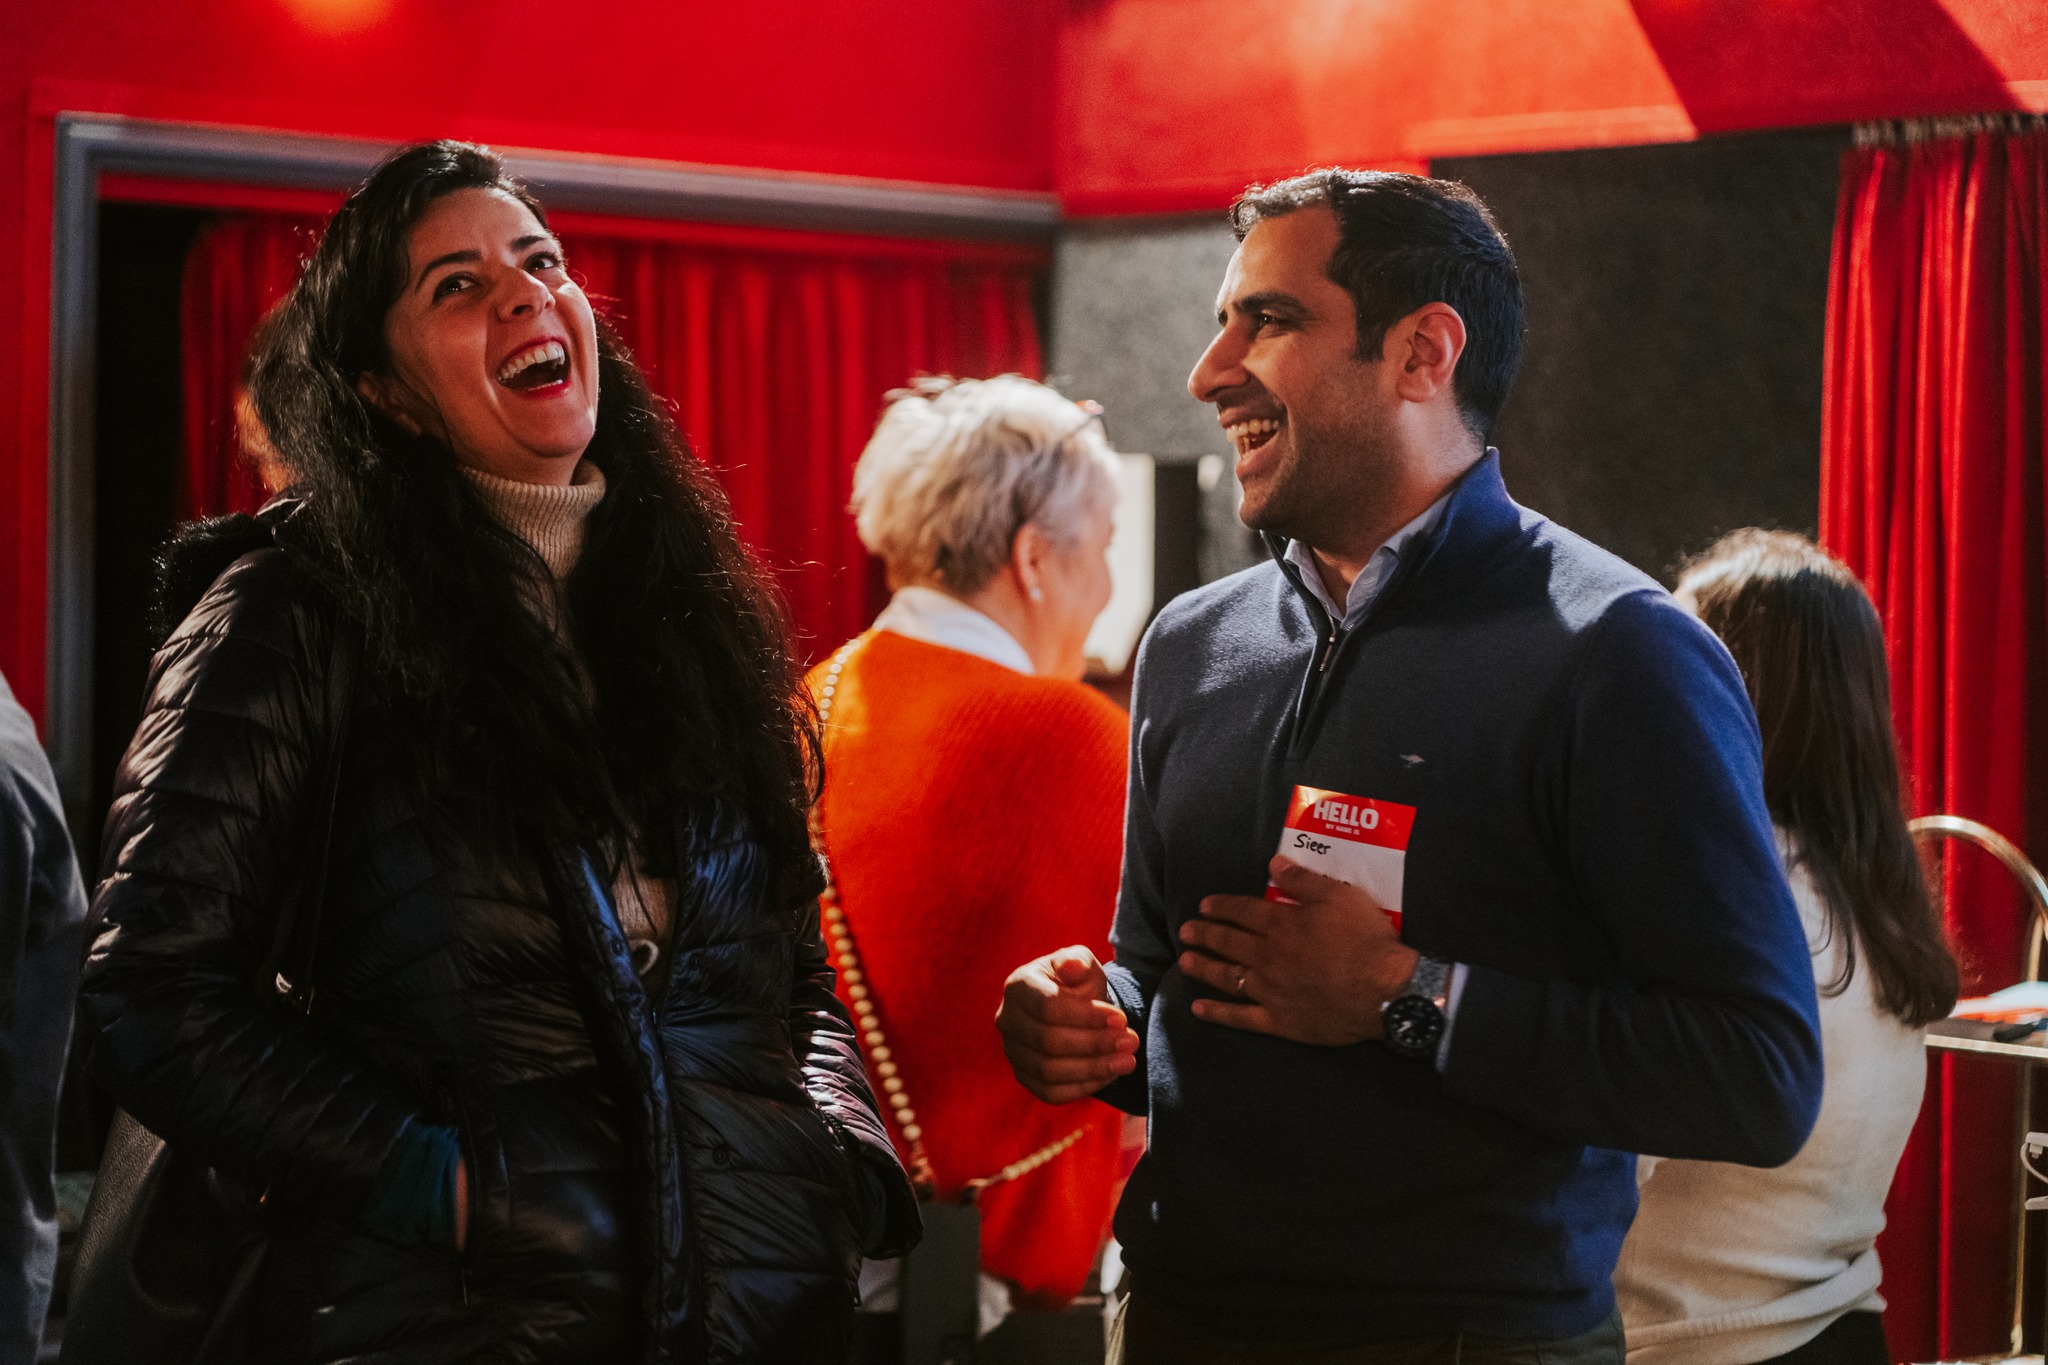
left=809, top=375, right=1131, bottom=1343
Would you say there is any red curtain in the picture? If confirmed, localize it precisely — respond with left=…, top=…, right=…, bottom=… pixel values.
left=178, top=214, right=327, bottom=521
left=1821, top=127, right=2048, bottom=1362
left=177, top=210, right=1044, bottom=656
left=560, top=221, right=1044, bottom=654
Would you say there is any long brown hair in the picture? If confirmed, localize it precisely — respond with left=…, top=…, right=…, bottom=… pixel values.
left=1678, top=529, right=1958, bottom=1027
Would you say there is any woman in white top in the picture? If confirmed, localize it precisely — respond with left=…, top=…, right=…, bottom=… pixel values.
left=1615, top=529, right=1959, bottom=1365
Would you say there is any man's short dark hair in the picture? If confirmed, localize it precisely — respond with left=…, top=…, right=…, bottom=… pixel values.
left=1231, top=169, right=1524, bottom=439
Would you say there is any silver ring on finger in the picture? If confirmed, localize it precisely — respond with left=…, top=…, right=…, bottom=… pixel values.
left=1234, top=968, right=1248, bottom=996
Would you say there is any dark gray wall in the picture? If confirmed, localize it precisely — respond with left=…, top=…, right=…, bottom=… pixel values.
left=1048, top=217, right=1240, bottom=462
left=1439, top=129, right=1846, bottom=581
left=1048, top=217, right=1266, bottom=585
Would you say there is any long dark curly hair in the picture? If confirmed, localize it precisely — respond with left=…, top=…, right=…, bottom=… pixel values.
left=1679, top=529, right=1957, bottom=1028
left=248, top=139, right=818, bottom=875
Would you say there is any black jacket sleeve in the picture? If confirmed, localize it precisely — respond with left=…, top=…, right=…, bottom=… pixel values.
left=79, top=551, right=420, bottom=1215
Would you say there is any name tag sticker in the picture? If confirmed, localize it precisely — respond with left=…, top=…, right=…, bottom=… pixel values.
left=1267, top=786, right=1416, bottom=929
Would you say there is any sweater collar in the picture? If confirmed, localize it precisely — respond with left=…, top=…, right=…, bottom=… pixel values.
left=1264, top=448, right=1524, bottom=625
left=1279, top=489, right=1451, bottom=630
left=1407, top=447, right=1525, bottom=578
left=459, top=460, right=606, bottom=579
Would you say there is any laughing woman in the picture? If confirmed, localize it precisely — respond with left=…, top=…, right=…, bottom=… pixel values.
left=79, top=141, right=916, bottom=1363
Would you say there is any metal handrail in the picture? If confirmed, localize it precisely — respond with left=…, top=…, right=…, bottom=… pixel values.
left=1910, top=815, right=2048, bottom=980
left=1909, top=814, right=2048, bottom=1354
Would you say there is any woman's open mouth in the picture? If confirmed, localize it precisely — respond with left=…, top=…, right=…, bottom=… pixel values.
left=1226, top=416, right=1283, bottom=456
left=496, top=339, right=571, bottom=393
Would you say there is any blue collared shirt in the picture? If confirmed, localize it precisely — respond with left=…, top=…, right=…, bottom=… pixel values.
left=1282, top=489, right=1453, bottom=631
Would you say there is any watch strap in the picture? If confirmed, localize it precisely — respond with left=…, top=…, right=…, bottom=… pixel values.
left=1399, top=954, right=1452, bottom=1009
left=1381, top=954, right=1453, bottom=1062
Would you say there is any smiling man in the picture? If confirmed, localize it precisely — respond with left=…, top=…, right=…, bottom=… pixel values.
left=995, top=170, right=1825, bottom=1363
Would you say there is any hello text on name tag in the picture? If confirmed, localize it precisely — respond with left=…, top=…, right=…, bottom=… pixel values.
left=1267, top=785, right=1417, bottom=930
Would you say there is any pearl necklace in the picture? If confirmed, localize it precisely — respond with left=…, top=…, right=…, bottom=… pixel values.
left=812, top=634, right=1091, bottom=1198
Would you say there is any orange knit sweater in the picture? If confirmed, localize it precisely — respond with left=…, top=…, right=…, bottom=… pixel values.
left=808, top=630, right=1129, bottom=1305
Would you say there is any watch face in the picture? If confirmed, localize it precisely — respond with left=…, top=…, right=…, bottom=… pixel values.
left=1384, top=995, right=1445, bottom=1055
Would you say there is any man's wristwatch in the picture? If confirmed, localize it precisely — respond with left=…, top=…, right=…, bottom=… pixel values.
left=1381, top=955, right=1452, bottom=1061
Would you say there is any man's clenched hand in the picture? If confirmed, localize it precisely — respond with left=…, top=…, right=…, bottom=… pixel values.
left=996, top=946, right=1140, bottom=1104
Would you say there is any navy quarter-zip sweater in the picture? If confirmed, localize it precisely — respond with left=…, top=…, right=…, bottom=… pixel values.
left=1098, top=452, right=1822, bottom=1342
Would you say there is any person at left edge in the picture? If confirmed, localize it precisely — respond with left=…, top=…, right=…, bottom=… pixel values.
left=0, top=670, right=87, bottom=1365
left=79, top=140, right=917, bottom=1363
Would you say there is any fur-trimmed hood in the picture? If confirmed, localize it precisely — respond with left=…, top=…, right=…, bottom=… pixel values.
left=147, top=495, right=314, bottom=647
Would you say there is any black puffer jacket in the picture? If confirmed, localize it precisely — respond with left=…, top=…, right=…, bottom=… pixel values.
left=80, top=511, right=919, bottom=1364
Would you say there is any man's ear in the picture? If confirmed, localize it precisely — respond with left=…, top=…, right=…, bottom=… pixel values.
left=1391, top=303, right=1467, bottom=406
left=355, top=371, right=424, bottom=435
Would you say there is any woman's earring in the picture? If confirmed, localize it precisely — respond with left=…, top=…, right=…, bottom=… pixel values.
left=1029, top=586, right=1044, bottom=602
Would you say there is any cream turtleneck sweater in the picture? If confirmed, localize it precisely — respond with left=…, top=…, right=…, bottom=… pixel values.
left=459, top=458, right=606, bottom=579
left=458, top=459, right=674, bottom=979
